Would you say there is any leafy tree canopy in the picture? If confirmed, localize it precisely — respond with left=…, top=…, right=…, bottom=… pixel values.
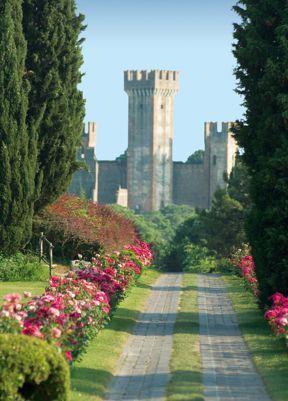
left=115, top=149, right=127, bottom=162
left=186, top=150, right=204, bottom=164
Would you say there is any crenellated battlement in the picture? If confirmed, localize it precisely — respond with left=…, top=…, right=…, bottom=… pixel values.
left=70, top=63, right=241, bottom=211
left=124, top=69, right=179, bottom=93
left=204, top=122, right=234, bottom=140
left=82, top=121, right=96, bottom=149
left=125, top=70, right=179, bottom=82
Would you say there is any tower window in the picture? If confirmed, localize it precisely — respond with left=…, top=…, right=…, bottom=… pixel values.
left=161, top=104, right=164, bottom=109
left=213, top=155, right=217, bottom=165
left=139, top=104, right=143, bottom=109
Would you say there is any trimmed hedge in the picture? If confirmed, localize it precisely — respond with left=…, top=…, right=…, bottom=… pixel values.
left=0, top=334, right=70, bottom=401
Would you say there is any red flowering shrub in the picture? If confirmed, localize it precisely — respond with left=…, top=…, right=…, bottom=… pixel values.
left=236, top=255, right=259, bottom=297
left=33, top=194, right=138, bottom=259
left=0, top=241, right=153, bottom=362
left=265, top=293, right=288, bottom=337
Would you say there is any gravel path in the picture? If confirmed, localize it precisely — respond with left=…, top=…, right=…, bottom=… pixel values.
left=105, top=273, right=183, bottom=401
left=198, top=273, right=271, bottom=401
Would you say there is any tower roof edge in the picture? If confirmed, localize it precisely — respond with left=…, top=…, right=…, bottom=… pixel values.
left=124, top=69, right=179, bottom=92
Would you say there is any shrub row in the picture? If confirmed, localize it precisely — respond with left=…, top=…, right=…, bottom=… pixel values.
left=0, top=240, right=153, bottom=362
left=0, top=240, right=153, bottom=400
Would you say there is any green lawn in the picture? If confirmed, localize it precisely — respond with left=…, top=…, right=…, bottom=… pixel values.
left=223, top=274, right=288, bottom=401
left=71, top=267, right=160, bottom=401
left=0, top=281, right=46, bottom=302
left=167, top=273, right=204, bottom=401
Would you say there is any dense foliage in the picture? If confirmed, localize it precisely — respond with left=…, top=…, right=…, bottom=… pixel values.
left=0, top=334, right=70, bottom=401
left=0, top=241, right=153, bottom=362
left=112, top=204, right=196, bottom=258
left=23, top=0, right=86, bottom=212
left=115, top=149, right=127, bottom=162
left=0, top=252, right=48, bottom=281
left=227, top=156, right=251, bottom=209
left=186, top=149, right=204, bottom=164
left=196, top=189, right=246, bottom=258
left=233, top=0, right=288, bottom=304
left=181, top=243, right=217, bottom=273
left=0, top=0, right=36, bottom=253
left=33, top=194, right=137, bottom=259
left=165, top=182, right=248, bottom=272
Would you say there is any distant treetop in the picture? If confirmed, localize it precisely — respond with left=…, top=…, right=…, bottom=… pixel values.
left=186, top=150, right=204, bottom=164
left=116, top=149, right=127, bottom=162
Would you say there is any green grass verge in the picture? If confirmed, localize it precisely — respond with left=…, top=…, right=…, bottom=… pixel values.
left=71, top=267, right=160, bottom=401
left=167, top=273, right=204, bottom=401
left=0, top=281, right=46, bottom=302
left=223, top=274, right=288, bottom=401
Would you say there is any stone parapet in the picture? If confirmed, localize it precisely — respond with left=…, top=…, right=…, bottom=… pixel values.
left=124, top=70, right=179, bottom=94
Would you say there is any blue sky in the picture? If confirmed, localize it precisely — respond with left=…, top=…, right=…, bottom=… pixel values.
left=76, top=0, right=243, bottom=161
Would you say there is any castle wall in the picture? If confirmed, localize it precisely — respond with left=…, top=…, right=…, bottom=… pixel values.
left=68, top=148, right=97, bottom=201
left=173, top=162, right=209, bottom=209
left=68, top=123, right=97, bottom=201
left=68, top=100, right=238, bottom=212
left=97, top=160, right=127, bottom=204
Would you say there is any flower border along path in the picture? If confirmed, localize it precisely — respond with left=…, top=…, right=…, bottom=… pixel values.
left=198, top=274, right=271, bottom=401
left=105, top=273, right=182, bottom=401
left=0, top=241, right=153, bottom=362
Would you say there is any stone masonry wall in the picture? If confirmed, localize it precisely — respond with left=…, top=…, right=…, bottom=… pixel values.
left=97, top=160, right=127, bottom=204
left=69, top=118, right=238, bottom=211
left=68, top=123, right=97, bottom=201
left=173, top=162, right=209, bottom=209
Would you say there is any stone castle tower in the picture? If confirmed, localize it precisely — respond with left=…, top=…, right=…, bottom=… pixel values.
left=204, top=122, right=238, bottom=207
left=124, top=70, right=179, bottom=212
left=69, top=70, right=238, bottom=211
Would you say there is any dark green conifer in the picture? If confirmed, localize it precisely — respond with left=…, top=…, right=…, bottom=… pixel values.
left=233, top=0, right=288, bottom=303
left=23, top=0, right=86, bottom=211
left=0, top=0, right=36, bottom=253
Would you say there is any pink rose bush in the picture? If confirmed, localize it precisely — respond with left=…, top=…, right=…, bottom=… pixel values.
left=236, top=255, right=259, bottom=297
left=265, top=293, right=288, bottom=338
left=0, top=240, right=153, bottom=362
left=233, top=253, right=288, bottom=341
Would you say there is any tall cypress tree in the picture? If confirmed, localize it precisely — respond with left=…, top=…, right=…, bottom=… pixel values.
left=0, top=0, right=36, bottom=253
left=233, top=1, right=288, bottom=304
left=23, top=0, right=85, bottom=211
